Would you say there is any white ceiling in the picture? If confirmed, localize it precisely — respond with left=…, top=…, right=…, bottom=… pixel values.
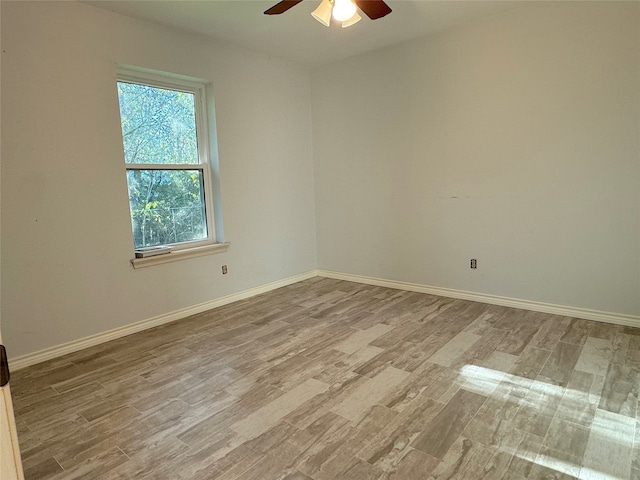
left=85, top=0, right=526, bottom=66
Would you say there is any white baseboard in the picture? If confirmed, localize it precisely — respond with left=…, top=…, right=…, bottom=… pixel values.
left=11, top=267, right=639, bottom=370
left=317, top=269, right=640, bottom=328
left=9, top=270, right=318, bottom=371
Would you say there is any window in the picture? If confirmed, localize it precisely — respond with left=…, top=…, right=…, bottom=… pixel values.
left=116, top=68, right=224, bottom=264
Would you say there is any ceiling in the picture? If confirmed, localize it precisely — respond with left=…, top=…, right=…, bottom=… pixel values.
left=86, top=0, right=525, bottom=66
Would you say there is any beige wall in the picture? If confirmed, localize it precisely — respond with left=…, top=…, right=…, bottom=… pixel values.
left=1, top=1, right=317, bottom=358
left=311, top=2, right=640, bottom=315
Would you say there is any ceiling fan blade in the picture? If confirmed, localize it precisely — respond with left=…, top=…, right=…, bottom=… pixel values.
left=264, top=0, right=305, bottom=15
left=354, top=0, right=392, bottom=20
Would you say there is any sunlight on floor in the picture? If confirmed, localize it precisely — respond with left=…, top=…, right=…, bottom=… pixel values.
left=459, top=365, right=635, bottom=480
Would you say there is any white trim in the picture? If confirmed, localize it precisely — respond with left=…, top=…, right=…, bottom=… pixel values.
left=117, top=66, right=219, bottom=248
left=11, top=268, right=640, bottom=370
left=9, top=270, right=318, bottom=371
left=317, top=269, right=640, bottom=328
left=130, top=242, right=230, bottom=269
left=117, top=65, right=208, bottom=93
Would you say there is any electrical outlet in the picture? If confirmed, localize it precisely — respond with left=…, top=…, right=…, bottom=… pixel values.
left=222, top=265, right=228, bottom=274
left=470, top=259, right=477, bottom=269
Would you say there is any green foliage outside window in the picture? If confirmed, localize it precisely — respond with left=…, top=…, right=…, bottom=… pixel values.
left=118, top=81, right=207, bottom=249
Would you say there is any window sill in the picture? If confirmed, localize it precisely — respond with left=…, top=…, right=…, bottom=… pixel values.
left=130, top=242, right=230, bottom=269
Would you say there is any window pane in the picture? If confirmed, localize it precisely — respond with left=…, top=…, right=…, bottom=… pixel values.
left=127, top=169, right=207, bottom=248
left=117, top=82, right=198, bottom=165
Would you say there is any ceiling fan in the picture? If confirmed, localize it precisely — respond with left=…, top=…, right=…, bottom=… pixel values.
left=264, top=0, right=392, bottom=28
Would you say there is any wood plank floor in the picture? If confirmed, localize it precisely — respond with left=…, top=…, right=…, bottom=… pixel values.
left=10, top=278, right=640, bottom=479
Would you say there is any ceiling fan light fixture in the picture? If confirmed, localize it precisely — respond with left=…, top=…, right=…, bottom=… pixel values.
left=332, top=0, right=356, bottom=22
left=341, top=11, right=361, bottom=28
left=311, top=0, right=333, bottom=27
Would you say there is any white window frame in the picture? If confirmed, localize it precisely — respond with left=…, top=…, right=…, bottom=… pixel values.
left=117, top=67, right=228, bottom=268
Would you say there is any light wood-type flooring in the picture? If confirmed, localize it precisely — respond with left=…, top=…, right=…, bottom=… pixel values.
left=10, top=278, right=640, bottom=479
